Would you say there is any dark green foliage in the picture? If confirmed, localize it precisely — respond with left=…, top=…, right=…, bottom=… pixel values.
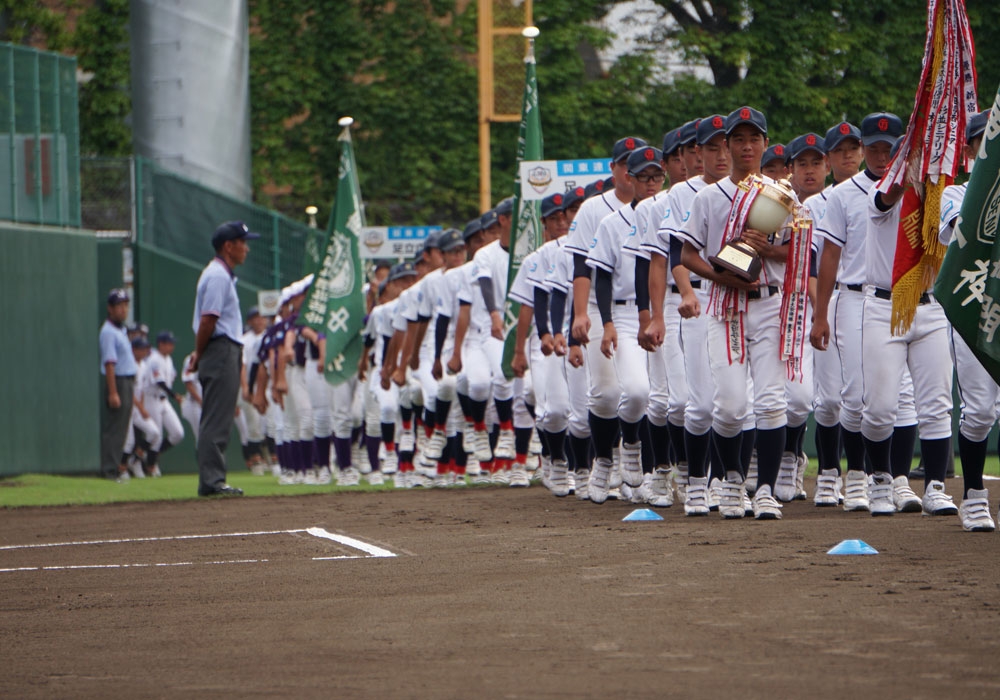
left=74, top=0, right=131, bottom=157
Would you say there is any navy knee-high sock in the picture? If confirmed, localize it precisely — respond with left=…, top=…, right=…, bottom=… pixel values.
left=815, top=423, right=842, bottom=474
left=862, top=435, right=891, bottom=474
left=709, top=430, right=726, bottom=481
left=712, top=432, right=742, bottom=477
left=570, top=434, right=590, bottom=472
left=685, top=429, right=711, bottom=479
left=639, top=419, right=654, bottom=474
left=648, top=421, right=671, bottom=467
left=842, top=429, right=867, bottom=473
left=666, top=422, right=687, bottom=464
left=754, top=427, right=784, bottom=490
left=365, top=435, right=381, bottom=472
left=920, top=436, right=951, bottom=485
left=740, top=428, right=757, bottom=476
left=959, top=432, right=988, bottom=496
left=891, top=424, right=917, bottom=479
left=589, top=413, right=619, bottom=461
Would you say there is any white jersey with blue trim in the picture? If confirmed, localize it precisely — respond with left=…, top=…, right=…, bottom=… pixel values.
left=436, top=265, right=467, bottom=325
left=509, top=248, right=540, bottom=307
left=815, top=170, right=879, bottom=286
left=623, top=189, right=666, bottom=262
left=563, top=190, right=629, bottom=257
left=676, top=175, right=791, bottom=289
left=391, top=286, right=417, bottom=333
left=458, top=259, right=490, bottom=332
left=527, top=238, right=563, bottom=293
left=645, top=175, right=707, bottom=283
left=802, top=186, right=831, bottom=258
left=865, top=188, right=902, bottom=291
left=587, top=203, right=640, bottom=301
left=938, top=182, right=967, bottom=246
left=147, top=348, right=178, bottom=400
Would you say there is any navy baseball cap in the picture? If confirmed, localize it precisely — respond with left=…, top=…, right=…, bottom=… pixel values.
left=678, top=119, right=700, bottom=147
left=462, top=218, right=482, bottom=241
left=612, top=136, right=648, bottom=163
left=130, top=323, right=149, bottom=336
left=156, top=330, right=176, bottom=344
left=107, top=288, right=129, bottom=305
left=494, top=197, right=515, bottom=217
left=541, top=192, right=565, bottom=219
left=761, top=144, right=786, bottom=168
left=422, top=229, right=444, bottom=252
left=967, top=110, right=990, bottom=142
left=627, top=146, right=664, bottom=175
left=246, top=306, right=260, bottom=320
left=480, top=209, right=500, bottom=230
left=131, top=336, right=150, bottom=349
left=661, top=127, right=684, bottom=156
left=861, top=112, right=903, bottom=146
left=438, top=228, right=465, bottom=252
left=584, top=179, right=607, bottom=199
left=211, top=220, right=260, bottom=250
left=696, top=114, right=727, bottom=145
left=726, top=106, right=767, bottom=136
left=603, top=176, right=614, bottom=190
left=786, top=133, right=827, bottom=162
left=825, top=121, right=862, bottom=151
left=389, top=261, right=417, bottom=281
left=562, top=185, right=587, bottom=210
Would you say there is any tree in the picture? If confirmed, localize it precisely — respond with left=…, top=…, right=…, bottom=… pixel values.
left=74, top=0, right=131, bottom=157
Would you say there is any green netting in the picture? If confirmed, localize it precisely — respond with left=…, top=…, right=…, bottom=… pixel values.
left=0, top=43, right=80, bottom=227
left=135, top=156, right=309, bottom=291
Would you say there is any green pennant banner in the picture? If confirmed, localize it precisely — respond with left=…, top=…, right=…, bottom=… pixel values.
left=500, top=38, right=543, bottom=379
left=300, top=120, right=367, bottom=385
left=934, top=87, right=1000, bottom=383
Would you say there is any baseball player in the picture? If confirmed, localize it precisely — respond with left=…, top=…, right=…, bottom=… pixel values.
left=677, top=119, right=703, bottom=180
left=861, top=133, right=957, bottom=517
left=180, top=350, right=202, bottom=444
left=810, top=112, right=922, bottom=513
left=566, top=136, right=644, bottom=502
left=586, top=146, right=667, bottom=504
left=142, top=330, right=185, bottom=477
left=676, top=106, right=796, bottom=520
left=644, top=115, right=732, bottom=512
left=761, top=144, right=789, bottom=181
left=939, top=109, right=997, bottom=531
left=124, top=335, right=160, bottom=479
left=237, top=309, right=269, bottom=475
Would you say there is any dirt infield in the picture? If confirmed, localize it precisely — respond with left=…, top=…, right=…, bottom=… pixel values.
left=3, top=482, right=1000, bottom=699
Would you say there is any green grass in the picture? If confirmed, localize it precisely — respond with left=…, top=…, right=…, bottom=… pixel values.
left=0, top=472, right=397, bottom=508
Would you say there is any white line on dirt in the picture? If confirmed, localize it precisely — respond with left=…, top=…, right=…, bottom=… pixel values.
left=0, top=529, right=308, bottom=550
left=305, top=527, right=397, bottom=558
left=0, top=559, right=269, bottom=573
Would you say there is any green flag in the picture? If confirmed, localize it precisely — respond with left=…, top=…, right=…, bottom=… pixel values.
left=500, top=34, right=543, bottom=379
left=302, top=208, right=329, bottom=276
left=300, top=118, right=367, bottom=385
left=934, top=89, right=1000, bottom=383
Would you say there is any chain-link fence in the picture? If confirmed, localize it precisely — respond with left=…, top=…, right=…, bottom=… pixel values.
left=0, top=42, right=80, bottom=227
left=81, top=157, right=132, bottom=232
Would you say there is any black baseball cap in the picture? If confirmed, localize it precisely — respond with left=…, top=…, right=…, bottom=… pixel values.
left=494, top=197, right=515, bottom=217
left=612, top=136, right=648, bottom=163
left=786, top=133, right=827, bottom=163
left=860, top=112, right=903, bottom=146
left=696, top=114, right=727, bottom=145
left=726, top=106, right=767, bottom=136
left=661, top=127, right=684, bottom=156
left=107, top=288, right=129, bottom=305
left=388, top=261, right=417, bottom=281
left=761, top=144, right=786, bottom=168
left=480, top=209, right=500, bottom=230
left=438, top=228, right=465, bottom=252
left=462, top=218, right=482, bottom=241
left=211, top=220, right=260, bottom=251
left=562, top=185, right=587, bottom=210
left=156, top=330, right=176, bottom=345
left=541, top=192, right=565, bottom=219
left=678, top=119, right=700, bottom=147
left=825, top=121, right=862, bottom=151
left=627, top=146, right=664, bottom=175
left=967, top=110, right=990, bottom=142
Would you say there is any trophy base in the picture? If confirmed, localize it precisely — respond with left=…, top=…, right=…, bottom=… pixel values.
left=709, top=242, right=762, bottom=284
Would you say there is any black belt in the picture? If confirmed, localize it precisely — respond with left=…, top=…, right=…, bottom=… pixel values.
left=670, top=280, right=702, bottom=294
left=613, top=299, right=636, bottom=306
left=839, top=283, right=863, bottom=292
left=873, top=287, right=931, bottom=305
left=747, top=285, right=780, bottom=300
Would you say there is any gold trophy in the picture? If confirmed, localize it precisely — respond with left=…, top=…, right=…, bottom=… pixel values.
left=709, top=175, right=795, bottom=282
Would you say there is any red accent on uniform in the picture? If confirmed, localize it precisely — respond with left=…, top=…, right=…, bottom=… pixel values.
left=625, top=138, right=636, bottom=150
left=839, top=123, right=850, bottom=135
left=645, top=148, right=655, bottom=161
left=575, top=187, right=585, bottom=196
left=554, top=194, right=562, bottom=205
left=500, top=420, right=513, bottom=431
left=712, top=116, right=724, bottom=128
left=806, top=134, right=816, bottom=145
left=740, top=108, right=751, bottom=119
left=595, top=180, right=605, bottom=191
left=515, top=453, right=528, bottom=465
left=775, top=145, right=784, bottom=155
left=878, top=118, right=889, bottom=132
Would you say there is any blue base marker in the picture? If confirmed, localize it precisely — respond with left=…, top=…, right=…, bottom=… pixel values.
left=622, top=508, right=664, bottom=522
left=827, top=539, right=878, bottom=555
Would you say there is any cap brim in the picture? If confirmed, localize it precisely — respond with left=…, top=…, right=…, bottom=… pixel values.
left=862, top=135, right=897, bottom=146
left=726, top=120, right=766, bottom=136
left=826, top=135, right=860, bottom=150
left=244, top=232, right=261, bottom=240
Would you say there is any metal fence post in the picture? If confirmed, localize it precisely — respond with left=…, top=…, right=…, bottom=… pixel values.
left=7, top=44, right=17, bottom=222
left=51, top=55, right=63, bottom=226
left=32, top=49, right=42, bottom=223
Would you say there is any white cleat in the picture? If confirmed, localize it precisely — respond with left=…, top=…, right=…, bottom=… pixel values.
left=462, top=427, right=476, bottom=454
left=424, top=429, right=447, bottom=460
left=588, top=458, right=612, bottom=504
left=672, top=463, right=688, bottom=504
left=432, top=473, right=450, bottom=488
left=381, top=450, right=399, bottom=475
left=745, top=450, right=758, bottom=495
left=707, top=478, right=723, bottom=512
left=922, top=480, right=958, bottom=516
left=684, top=476, right=710, bottom=516
left=619, top=442, right=644, bottom=487
left=575, top=469, right=590, bottom=501
left=794, top=452, right=808, bottom=500
left=529, top=429, right=542, bottom=456
left=742, top=490, right=754, bottom=517
left=278, top=469, right=297, bottom=485
left=392, top=471, right=407, bottom=489
left=868, top=473, right=895, bottom=516
left=843, top=470, right=870, bottom=512
left=509, top=465, right=530, bottom=488
left=892, top=475, right=922, bottom=513
left=303, top=468, right=319, bottom=485
left=365, top=470, right=385, bottom=486
left=567, top=470, right=576, bottom=495
left=774, top=451, right=799, bottom=503
left=316, top=466, right=333, bottom=485
left=719, top=479, right=745, bottom=519
left=465, top=456, right=481, bottom=478
left=548, top=459, right=570, bottom=497
left=813, top=468, right=840, bottom=507
left=646, top=468, right=674, bottom=507
left=492, top=467, right=511, bottom=486
left=494, top=429, right=516, bottom=460
left=959, top=489, right=996, bottom=531
left=751, top=484, right=782, bottom=520
left=339, top=467, right=361, bottom=487
left=399, top=429, right=415, bottom=454
left=473, top=430, right=494, bottom=463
